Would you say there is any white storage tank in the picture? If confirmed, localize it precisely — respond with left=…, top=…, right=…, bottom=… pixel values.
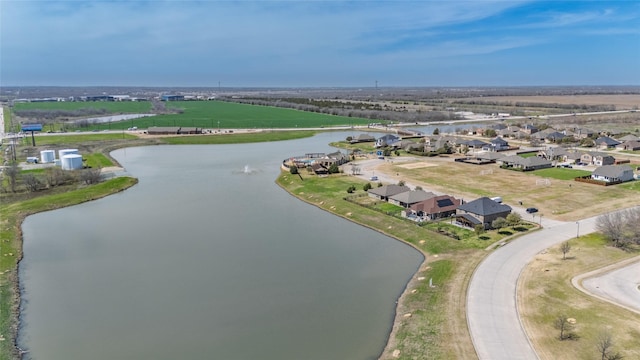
left=40, top=150, right=56, bottom=163
left=58, top=148, right=79, bottom=159
left=61, top=154, right=84, bottom=170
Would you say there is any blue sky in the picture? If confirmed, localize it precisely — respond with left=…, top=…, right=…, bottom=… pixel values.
left=1, top=0, right=639, bottom=87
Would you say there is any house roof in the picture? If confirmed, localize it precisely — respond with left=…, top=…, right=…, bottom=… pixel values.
left=458, top=197, right=512, bottom=216
left=592, top=165, right=633, bottom=178
left=378, top=134, right=400, bottom=142
left=595, top=136, right=621, bottom=146
left=368, top=184, right=410, bottom=197
left=457, top=213, right=482, bottom=225
left=410, top=195, right=460, bottom=214
left=546, top=131, right=566, bottom=140
left=464, top=139, right=490, bottom=147
left=490, top=137, right=509, bottom=145
left=617, top=134, right=639, bottom=142
left=354, top=134, right=375, bottom=141
left=389, top=190, right=436, bottom=204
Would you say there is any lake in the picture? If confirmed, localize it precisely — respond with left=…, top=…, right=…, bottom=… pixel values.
left=18, top=132, right=423, bottom=359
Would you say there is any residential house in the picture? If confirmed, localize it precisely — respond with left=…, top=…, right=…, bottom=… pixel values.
left=375, top=134, right=401, bottom=148
left=389, top=190, right=436, bottom=208
left=594, top=136, right=621, bottom=149
left=616, top=140, right=640, bottom=151
left=424, top=136, right=454, bottom=152
left=617, top=134, right=639, bottom=142
left=310, top=163, right=329, bottom=175
left=537, top=146, right=569, bottom=161
left=350, top=134, right=376, bottom=143
left=521, top=124, right=538, bottom=134
left=482, top=137, right=510, bottom=152
left=580, top=152, right=615, bottom=166
left=391, top=139, right=417, bottom=150
left=545, top=131, right=567, bottom=143
left=591, top=165, right=634, bottom=183
left=462, top=139, right=490, bottom=153
left=573, top=128, right=596, bottom=139
left=456, top=197, right=512, bottom=229
left=497, top=155, right=553, bottom=171
left=367, top=184, right=410, bottom=201
left=409, top=195, right=460, bottom=220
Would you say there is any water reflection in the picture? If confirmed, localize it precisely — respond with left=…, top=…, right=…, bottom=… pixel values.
left=18, top=134, right=423, bottom=360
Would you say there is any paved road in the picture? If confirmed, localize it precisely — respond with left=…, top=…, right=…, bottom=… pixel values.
left=467, top=215, right=598, bottom=360
left=579, top=257, right=640, bottom=315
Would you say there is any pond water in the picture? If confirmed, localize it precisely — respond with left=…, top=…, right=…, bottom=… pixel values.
left=18, top=132, right=423, bottom=360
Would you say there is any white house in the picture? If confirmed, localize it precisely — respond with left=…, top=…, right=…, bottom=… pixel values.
left=591, top=165, right=634, bottom=183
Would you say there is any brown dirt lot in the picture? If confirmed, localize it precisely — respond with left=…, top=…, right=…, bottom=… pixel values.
left=375, top=155, right=640, bottom=221
left=459, top=95, right=640, bottom=109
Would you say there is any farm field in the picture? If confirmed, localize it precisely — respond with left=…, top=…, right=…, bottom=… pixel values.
left=12, top=100, right=372, bottom=130
left=13, top=101, right=152, bottom=113
left=457, top=94, right=640, bottom=110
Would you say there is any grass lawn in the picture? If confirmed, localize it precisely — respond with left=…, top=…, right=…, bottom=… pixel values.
left=532, top=167, right=591, bottom=180
left=159, top=130, right=316, bottom=145
left=519, top=234, right=640, bottom=360
left=34, top=133, right=138, bottom=144
left=84, top=153, right=114, bottom=168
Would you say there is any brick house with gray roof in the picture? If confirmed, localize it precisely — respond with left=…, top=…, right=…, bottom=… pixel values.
left=456, top=197, right=512, bottom=229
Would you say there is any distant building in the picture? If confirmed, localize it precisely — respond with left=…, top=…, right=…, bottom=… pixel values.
left=161, top=95, right=185, bottom=101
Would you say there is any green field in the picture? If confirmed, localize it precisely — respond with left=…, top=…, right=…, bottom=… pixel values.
left=32, top=133, right=138, bottom=144
left=532, top=167, right=591, bottom=180
left=12, top=101, right=371, bottom=130
left=13, top=101, right=152, bottom=113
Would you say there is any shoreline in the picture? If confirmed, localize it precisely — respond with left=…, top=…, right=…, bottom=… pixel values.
left=274, top=172, right=432, bottom=359
left=2, top=177, right=138, bottom=360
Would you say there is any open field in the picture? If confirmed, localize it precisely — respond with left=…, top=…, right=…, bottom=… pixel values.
left=375, top=155, right=640, bottom=221
left=12, top=100, right=153, bottom=113
left=519, top=234, right=640, bottom=360
left=459, top=95, right=640, bottom=110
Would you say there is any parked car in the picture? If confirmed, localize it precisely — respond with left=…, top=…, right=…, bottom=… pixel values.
left=526, top=207, right=538, bottom=214
left=369, top=176, right=378, bottom=181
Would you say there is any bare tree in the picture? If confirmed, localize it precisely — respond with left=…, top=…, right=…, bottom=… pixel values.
left=560, top=241, right=571, bottom=260
left=3, top=162, right=19, bottom=192
left=597, top=209, right=640, bottom=247
left=596, top=330, right=623, bottom=360
left=44, top=167, right=71, bottom=187
left=22, top=173, right=43, bottom=192
left=79, top=168, right=103, bottom=185
left=554, top=314, right=575, bottom=340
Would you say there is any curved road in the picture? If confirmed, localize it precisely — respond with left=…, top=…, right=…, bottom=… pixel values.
left=579, top=257, right=640, bottom=315
left=467, top=215, right=598, bottom=360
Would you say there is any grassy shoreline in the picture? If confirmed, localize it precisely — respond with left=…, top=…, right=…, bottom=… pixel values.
left=0, top=177, right=138, bottom=360
left=275, top=171, right=493, bottom=359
